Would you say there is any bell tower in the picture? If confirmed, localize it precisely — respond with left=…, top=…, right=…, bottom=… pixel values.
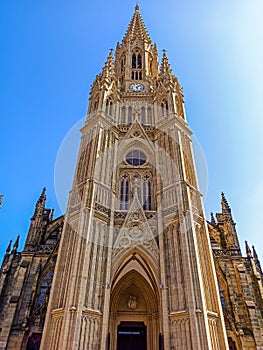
left=41, top=6, right=229, bottom=350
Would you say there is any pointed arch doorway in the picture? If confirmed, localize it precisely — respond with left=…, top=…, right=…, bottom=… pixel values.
left=109, top=268, right=160, bottom=350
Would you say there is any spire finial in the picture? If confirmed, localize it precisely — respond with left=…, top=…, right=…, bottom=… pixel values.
left=135, top=3, right=140, bottom=12
left=39, top=187, right=46, bottom=202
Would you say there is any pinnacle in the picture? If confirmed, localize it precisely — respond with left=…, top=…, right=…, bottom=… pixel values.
left=210, top=212, right=217, bottom=226
left=221, top=192, right=232, bottom=215
left=252, top=245, right=258, bottom=260
left=101, top=50, right=115, bottom=78
left=245, top=240, right=252, bottom=257
left=13, top=235, right=20, bottom=251
left=5, top=240, right=12, bottom=254
left=160, top=51, right=173, bottom=76
left=122, top=6, right=151, bottom=44
left=39, top=187, right=47, bottom=202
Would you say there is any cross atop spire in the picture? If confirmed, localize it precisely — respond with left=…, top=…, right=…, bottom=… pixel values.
left=122, top=5, right=151, bottom=44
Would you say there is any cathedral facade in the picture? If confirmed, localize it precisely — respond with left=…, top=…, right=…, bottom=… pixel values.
left=0, top=6, right=262, bottom=350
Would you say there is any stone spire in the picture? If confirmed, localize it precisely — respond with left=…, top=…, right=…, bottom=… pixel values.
left=122, top=5, right=152, bottom=44
left=252, top=245, right=262, bottom=272
left=101, top=50, right=115, bottom=79
left=218, top=192, right=240, bottom=252
left=25, top=188, right=48, bottom=249
left=32, top=187, right=46, bottom=219
left=13, top=235, right=20, bottom=252
left=221, top=192, right=233, bottom=220
left=5, top=240, right=12, bottom=255
left=245, top=240, right=252, bottom=257
left=160, top=51, right=173, bottom=77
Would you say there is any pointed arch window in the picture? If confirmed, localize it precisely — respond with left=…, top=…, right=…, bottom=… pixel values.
left=119, top=150, right=153, bottom=211
left=37, top=271, right=54, bottom=307
left=161, top=99, right=169, bottom=116
left=120, top=173, right=129, bottom=210
left=132, top=54, right=137, bottom=69
left=121, top=106, right=126, bottom=123
left=137, top=54, right=142, bottom=69
left=106, top=98, right=113, bottom=116
left=93, top=97, right=99, bottom=112
left=131, top=51, right=143, bottom=80
left=141, top=107, right=145, bottom=124
left=219, top=285, right=227, bottom=310
left=128, top=106, right=132, bottom=124
left=147, top=106, right=152, bottom=124
left=119, top=172, right=153, bottom=211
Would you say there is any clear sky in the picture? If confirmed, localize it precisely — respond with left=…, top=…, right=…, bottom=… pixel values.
left=1, top=0, right=263, bottom=261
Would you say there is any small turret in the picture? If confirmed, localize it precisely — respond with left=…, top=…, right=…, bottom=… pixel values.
left=24, top=188, right=50, bottom=250
left=245, top=240, right=252, bottom=257
left=215, top=193, right=241, bottom=252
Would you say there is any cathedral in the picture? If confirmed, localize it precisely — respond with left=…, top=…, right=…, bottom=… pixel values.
left=0, top=5, right=262, bottom=350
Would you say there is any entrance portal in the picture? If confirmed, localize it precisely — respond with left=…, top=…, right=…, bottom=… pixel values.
left=117, top=322, right=147, bottom=350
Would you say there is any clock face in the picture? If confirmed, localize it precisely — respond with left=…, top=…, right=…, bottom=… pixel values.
left=129, top=83, right=144, bottom=92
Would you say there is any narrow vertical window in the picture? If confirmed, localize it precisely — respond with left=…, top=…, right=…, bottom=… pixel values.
left=141, top=107, right=145, bottom=124
left=128, top=106, right=132, bottom=124
left=132, top=54, right=137, bottom=69
left=137, top=54, right=142, bottom=69
left=148, top=181, right=152, bottom=210
left=121, top=106, right=126, bottom=123
left=147, top=106, right=152, bottom=124
left=143, top=181, right=147, bottom=210
left=125, top=180, right=129, bottom=210
left=120, top=180, right=124, bottom=205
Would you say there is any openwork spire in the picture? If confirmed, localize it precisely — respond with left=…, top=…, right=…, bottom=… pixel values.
left=122, top=5, right=151, bottom=44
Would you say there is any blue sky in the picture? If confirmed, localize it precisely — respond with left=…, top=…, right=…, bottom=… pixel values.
left=1, top=0, right=263, bottom=261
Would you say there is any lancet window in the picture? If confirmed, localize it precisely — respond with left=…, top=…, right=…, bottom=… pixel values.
left=131, top=51, right=143, bottom=80
left=106, top=98, right=113, bottom=116
left=119, top=150, right=153, bottom=211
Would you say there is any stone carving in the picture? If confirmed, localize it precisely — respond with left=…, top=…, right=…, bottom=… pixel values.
left=127, top=295, right=137, bottom=310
